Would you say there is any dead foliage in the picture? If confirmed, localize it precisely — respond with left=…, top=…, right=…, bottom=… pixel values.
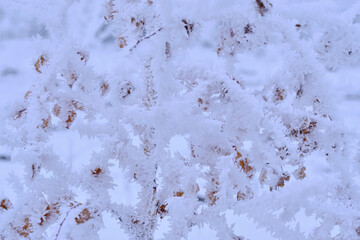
left=16, top=218, right=33, bottom=238
left=270, top=173, right=290, bottom=191
left=53, top=104, right=61, bottom=116
left=39, top=202, right=60, bottom=226
left=119, top=81, right=134, bottom=99
left=208, top=191, right=218, bottom=206
left=0, top=199, right=11, bottom=211
left=34, top=54, right=47, bottom=73
left=104, top=0, right=118, bottom=22
left=65, top=110, right=77, bottom=129
left=274, top=87, right=286, bottom=101
left=71, top=100, right=84, bottom=111
left=197, top=97, right=209, bottom=111
left=156, top=202, right=168, bottom=219
left=192, top=184, right=200, bottom=193
left=40, top=116, right=51, bottom=129
left=13, top=108, right=26, bottom=120
left=244, top=24, right=253, bottom=34
left=31, top=164, right=41, bottom=179
left=143, top=143, right=155, bottom=156
left=290, top=118, right=317, bottom=137
left=237, top=186, right=254, bottom=201
left=118, top=37, right=127, bottom=49
left=67, top=72, right=78, bottom=88
left=77, top=51, right=88, bottom=64
left=182, top=19, right=194, bottom=36
left=259, top=168, right=267, bottom=184
left=255, top=0, right=272, bottom=16
left=233, top=146, right=254, bottom=177
left=294, top=166, right=306, bottom=180
left=91, top=167, right=102, bottom=176
left=100, top=81, right=110, bottom=96
left=165, top=42, right=171, bottom=59
left=277, top=146, right=290, bottom=160
left=75, top=208, right=91, bottom=224
left=24, top=91, right=32, bottom=100
left=174, top=191, right=184, bottom=197
left=131, top=17, right=145, bottom=30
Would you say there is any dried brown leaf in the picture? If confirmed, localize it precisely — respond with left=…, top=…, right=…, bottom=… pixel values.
left=174, top=191, right=184, bottom=197
left=75, top=208, right=91, bottom=224
left=13, top=108, right=26, bottom=120
left=118, top=37, right=127, bottom=48
left=91, top=167, right=102, bottom=176
left=65, top=110, right=77, bottom=129
left=0, top=199, right=11, bottom=211
left=34, top=54, right=47, bottom=73
left=16, top=218, right=33, bottom=238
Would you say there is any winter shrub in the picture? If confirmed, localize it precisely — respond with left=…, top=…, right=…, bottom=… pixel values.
left=1, top=0, right=360, bottom=239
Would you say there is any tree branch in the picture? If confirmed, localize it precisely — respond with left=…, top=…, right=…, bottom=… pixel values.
left=129, top=27, right=163, bottom=52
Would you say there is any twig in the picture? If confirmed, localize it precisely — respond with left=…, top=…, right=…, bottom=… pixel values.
left=55, top=204, right=80, bottom=240
left=129, top=27, right=163, bottom=52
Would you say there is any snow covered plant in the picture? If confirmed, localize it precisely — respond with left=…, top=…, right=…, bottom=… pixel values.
left=1, top=0, right=360, bottom=239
